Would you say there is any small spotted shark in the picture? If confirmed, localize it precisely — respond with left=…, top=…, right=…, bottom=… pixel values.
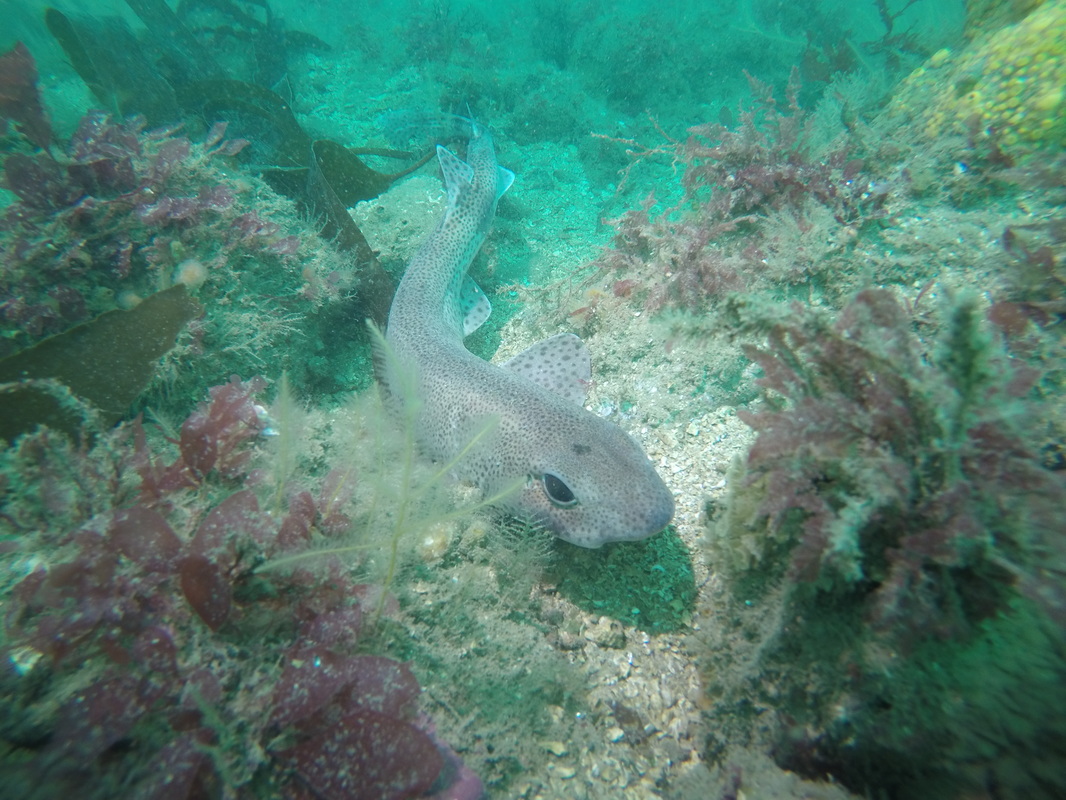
left=382, top=114, right=674, bottom=547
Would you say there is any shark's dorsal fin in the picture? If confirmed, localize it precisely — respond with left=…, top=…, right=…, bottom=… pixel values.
left=502, top=333, right=591, bottom=406
left=436, top=144, right=474, bottom=204
left=460, top=276, right=491, bottom=336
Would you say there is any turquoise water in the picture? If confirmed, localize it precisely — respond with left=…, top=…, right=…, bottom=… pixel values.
left=1, top=1, right=1064, bottom=798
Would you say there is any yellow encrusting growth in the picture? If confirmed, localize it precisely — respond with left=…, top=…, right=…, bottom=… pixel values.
left=888, top=0, right=1066, bottom=151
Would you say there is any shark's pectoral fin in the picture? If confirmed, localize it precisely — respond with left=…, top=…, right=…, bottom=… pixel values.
left=460, top=276, right=492, bottom=336
left=502, top=333, right=592, bottom=406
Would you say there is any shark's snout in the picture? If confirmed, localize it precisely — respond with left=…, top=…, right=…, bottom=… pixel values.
left=645, top=488, right=675, bottom=535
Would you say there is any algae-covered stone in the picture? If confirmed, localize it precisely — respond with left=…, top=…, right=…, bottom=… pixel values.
left=886, top=0, right=1066, bottom=151
left=583, top=617, right=626, bottom=649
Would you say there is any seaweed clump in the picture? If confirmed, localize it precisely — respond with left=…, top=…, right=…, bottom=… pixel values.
left=703, top=288, right=1066, bottom=799
left=39, top=7, right=432, bottom=323
left=590, top=69, right=894, bottom=314
left=0, top=42, right=357, bottom=415
left=0, top=375, right=477, bottom=799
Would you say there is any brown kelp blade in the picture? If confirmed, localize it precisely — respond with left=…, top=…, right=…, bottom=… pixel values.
left=312, top=139, right=434, bottom=206
left=0, top=285, right=201, bottom=443
left=45, top=7, right=179, bottom=124
left=302, top=145, right=389, bottom=324
left=123, top=0, right=222, bottom=80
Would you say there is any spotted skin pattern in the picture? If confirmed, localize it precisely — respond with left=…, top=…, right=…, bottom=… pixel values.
left=383, top=118, right=674, bottom=547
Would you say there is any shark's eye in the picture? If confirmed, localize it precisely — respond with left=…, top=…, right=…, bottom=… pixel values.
left=542, top=472, right=578, bottom=508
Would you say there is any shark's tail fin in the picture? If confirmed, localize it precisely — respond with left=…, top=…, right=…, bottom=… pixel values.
left=379, top=110, right=479, bottom=150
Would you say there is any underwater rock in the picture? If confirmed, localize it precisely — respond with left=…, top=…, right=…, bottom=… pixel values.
left=177, top=78, right=432, bottom=322
left=887, top=0, right=1066, bottom=152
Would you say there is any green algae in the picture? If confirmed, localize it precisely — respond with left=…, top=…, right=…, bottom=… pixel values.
left=549, top=527, right=697, bottom=633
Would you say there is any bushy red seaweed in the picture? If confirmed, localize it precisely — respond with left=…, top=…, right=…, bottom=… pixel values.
left=0, top=376, right=474, bottom=799
left=132, top=376, right=267, bottom=502
left=680, top=70, right=875, bottom=221
left=734, top=289, right=1064, bottom=645
left=592, top=69, right=893, bottom=312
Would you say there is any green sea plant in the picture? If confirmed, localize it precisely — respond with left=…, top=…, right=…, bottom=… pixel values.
left=255, top=323, right=523, bottom=622
left=264, top=370, right=300, bottom=515
left=549, top=527, right=696, bottom=633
